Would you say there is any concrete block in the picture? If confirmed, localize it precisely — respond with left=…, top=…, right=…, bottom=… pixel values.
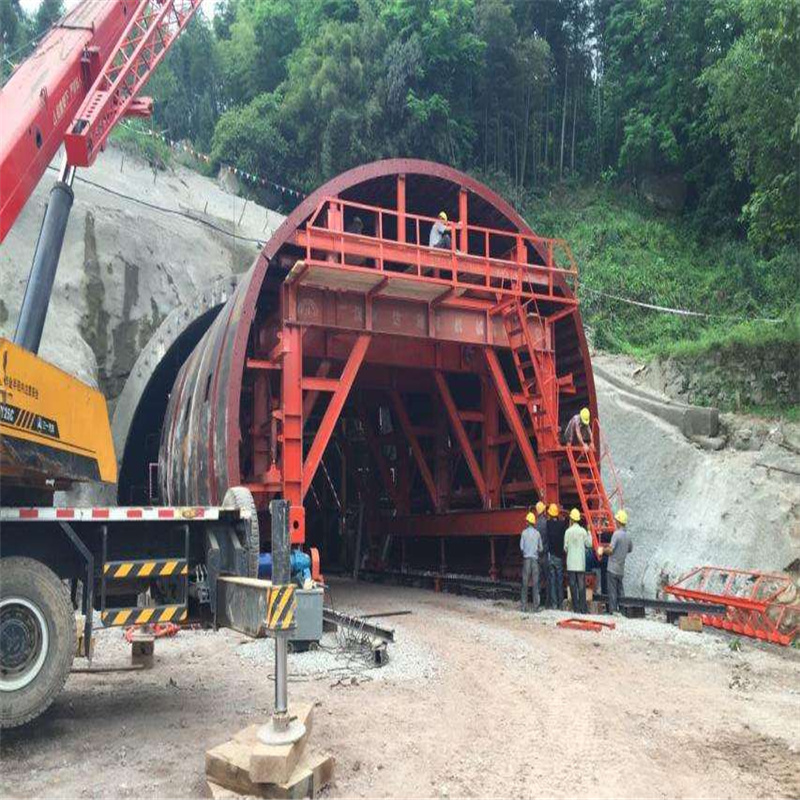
left=131, top=633, right=155, bottom=668
left=678, top=615, right=703, bottom=633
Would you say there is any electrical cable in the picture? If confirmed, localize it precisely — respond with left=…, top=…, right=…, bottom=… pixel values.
left=45, top=165, right=266, bottom=246
left=581, top=286, right=783, bottom=324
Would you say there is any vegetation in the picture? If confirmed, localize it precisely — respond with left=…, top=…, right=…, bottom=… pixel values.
left=3, top=0, right=798, bottom=408
left=526, top=184, right=799, bottom=359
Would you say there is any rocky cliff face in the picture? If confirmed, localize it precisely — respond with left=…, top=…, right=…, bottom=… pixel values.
left=0, top=146, right=281, bottom=412
left=596, top=356, right=800, bottom=595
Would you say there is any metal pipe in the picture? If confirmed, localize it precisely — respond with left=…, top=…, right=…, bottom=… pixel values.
left=14, top=157, right=76, bottom=353
left=274, top=636, right=288, bottom=715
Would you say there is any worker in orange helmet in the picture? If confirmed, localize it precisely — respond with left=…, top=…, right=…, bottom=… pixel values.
left=563, top=407, right=594, bottom=450
left=520, top=510, right=543, bottom=612
left=534, top=501, right=549, bottom=606
left=545, top=503, right=566, bottom=609
left=429, top=211, right=452, bottom=250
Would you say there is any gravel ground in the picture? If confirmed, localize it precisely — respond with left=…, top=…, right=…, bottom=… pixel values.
left=1, top=578, right=798, bottom=799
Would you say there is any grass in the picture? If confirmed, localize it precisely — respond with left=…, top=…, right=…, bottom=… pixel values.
left=525, top=183, right=799, bottom=355
left=109, top=121, right=174, bottom=169
left=521, top=183, right=799, bottom=416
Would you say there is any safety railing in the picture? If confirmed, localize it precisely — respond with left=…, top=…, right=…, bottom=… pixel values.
left=296, top=196, right=579, bottom=303
left=595, top=422, right=625, bottom=511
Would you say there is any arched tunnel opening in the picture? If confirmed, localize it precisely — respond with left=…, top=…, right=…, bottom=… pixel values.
left=117, top=307, right=221, bottom=505
left=154, top=160, right=618, bottom=580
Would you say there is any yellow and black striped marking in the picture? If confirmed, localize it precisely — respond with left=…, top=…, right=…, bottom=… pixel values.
left=101, top=605, right=188, bottom=627
left=267, top=585, right=296, bottom=631
left=103, top=559, right=188, bottom=579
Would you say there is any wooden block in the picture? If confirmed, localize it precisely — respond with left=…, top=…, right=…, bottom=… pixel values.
left=131, top=634, right=155, bottom=668
left=206, top=704, right=314, bottom=791
left=248, top=703, right=314, bottom=784
left=678, top=615, right=703, bottom=632
left=206, top=753, right=334, bottom=799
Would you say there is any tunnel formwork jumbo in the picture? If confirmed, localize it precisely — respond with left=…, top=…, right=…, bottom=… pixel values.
left=159, top=159, right=622, bottom=578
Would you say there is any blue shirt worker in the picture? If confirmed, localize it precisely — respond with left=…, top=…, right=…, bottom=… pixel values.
left=520, top=511, right=543, bottom=612
left=563, top=508, right=592, bottom=614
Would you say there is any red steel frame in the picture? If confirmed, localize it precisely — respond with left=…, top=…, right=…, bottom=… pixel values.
left=233, top=179, right=623, bottom=556
left=666, top=566, right=799, bottom=646
left=0, top=0, right=203, bottom=241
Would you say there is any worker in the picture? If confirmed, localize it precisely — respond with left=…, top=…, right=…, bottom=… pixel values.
left=520, top=510, right=543, bottom=612
left=345, top=215, right=367, bottom=265
left=563, top=508, right=592, bottom=613
left=601, top=509, right=632, bottom=614
left=534, top=501, right=549, bottom=607
left=563, top=407, right=594, bottom=449
left=429, top=211, right=452, bottom=250
left=545, top=503, right=567, bottom=609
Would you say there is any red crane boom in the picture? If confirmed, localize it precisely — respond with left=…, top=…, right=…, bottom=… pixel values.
left=0, top=0, right=202, bottom=243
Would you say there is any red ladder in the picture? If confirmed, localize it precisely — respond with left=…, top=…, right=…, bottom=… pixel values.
left=565, top=445, right=615, bottom=550
left=500, top=298, right=618, bottom=551
left=501, top=299, right=558, bottom=438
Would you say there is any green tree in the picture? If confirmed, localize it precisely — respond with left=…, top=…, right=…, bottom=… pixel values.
left=702, top=0, right=800, bottom=248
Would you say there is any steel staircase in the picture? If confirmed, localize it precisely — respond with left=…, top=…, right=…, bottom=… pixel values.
left=501, top=297, right=619, bottom=550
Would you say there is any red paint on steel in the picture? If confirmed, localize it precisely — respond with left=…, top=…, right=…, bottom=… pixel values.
left=0, top=0, right=132, bottom=240
left=666, top=566, right=799, bottom=646
left=159, top=159, right=615, bottom=572
left=64, top=0, right=203, bottom=167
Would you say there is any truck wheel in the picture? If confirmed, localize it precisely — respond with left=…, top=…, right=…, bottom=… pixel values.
left=0, top=557, right=76, bottom=728
left=223, top=486, right=260, bottom=578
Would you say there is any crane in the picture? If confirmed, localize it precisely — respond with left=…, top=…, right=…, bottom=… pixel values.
left=0, top=0, right=202, bottom=501
left=1, top=0, right=203, bottom=350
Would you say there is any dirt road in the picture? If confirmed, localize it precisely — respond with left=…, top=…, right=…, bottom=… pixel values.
left=1, top=579, right=798, bottom=799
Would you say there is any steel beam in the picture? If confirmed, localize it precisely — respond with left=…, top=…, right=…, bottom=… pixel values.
left=390, top=390, right=438, bottom=510
left=483, top=348, right=544, bottom=495
left=434, top=372, right=488, bottom=507
left=302, top=334, right=371, bottom=497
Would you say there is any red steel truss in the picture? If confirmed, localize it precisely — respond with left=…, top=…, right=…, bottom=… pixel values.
left=64, top=0, right=202, bottom=167
left=666, top=566, right=799, bottom=646
left=160, top=162, right=625, bottom=575
left=241, top=189, right=620, bottom=552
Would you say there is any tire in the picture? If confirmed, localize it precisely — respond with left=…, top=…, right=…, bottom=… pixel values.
left=0, top=557, right=76, bottom=729
left=223, top=486, right=260, bottom=578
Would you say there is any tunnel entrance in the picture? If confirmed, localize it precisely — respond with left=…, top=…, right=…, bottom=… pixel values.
left=159, top=161, right=623, bottom=579
left=116, top=307, right=221, bottom=504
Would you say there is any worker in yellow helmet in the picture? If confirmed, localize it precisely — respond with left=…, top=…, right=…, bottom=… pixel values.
left=520, top=509, right=543, bottom=612
left=563, top=406, right=594, bottom=450
left=545, top=503, right=566, bottom=608
left=602, top=509, right=632, bottom=614
left=563, top=508, right=592, bottom=613
left=429, top=210, right=452, bottom=250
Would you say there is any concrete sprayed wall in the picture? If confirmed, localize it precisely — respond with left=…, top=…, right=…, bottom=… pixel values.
left=597, top=363, right=800, bottom=596
left=0, top=146, right=282, bottom=412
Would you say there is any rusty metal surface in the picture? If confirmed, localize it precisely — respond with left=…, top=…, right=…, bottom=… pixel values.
left=159, top=159, right=597, bottom=507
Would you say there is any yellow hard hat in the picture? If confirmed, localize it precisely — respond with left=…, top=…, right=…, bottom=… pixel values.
left=438, top=211, right=448, bottom=221
left=615, top=509, right=628, bottom=526
left=526, top=511, right=536, bottom=525
left=570, top=508, right=581, bottom=522
left=547, top=503, right=559, bottom=518
left=535, top=501, right=546, bottom=515
left=580, top=407, right=590, bottom=425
